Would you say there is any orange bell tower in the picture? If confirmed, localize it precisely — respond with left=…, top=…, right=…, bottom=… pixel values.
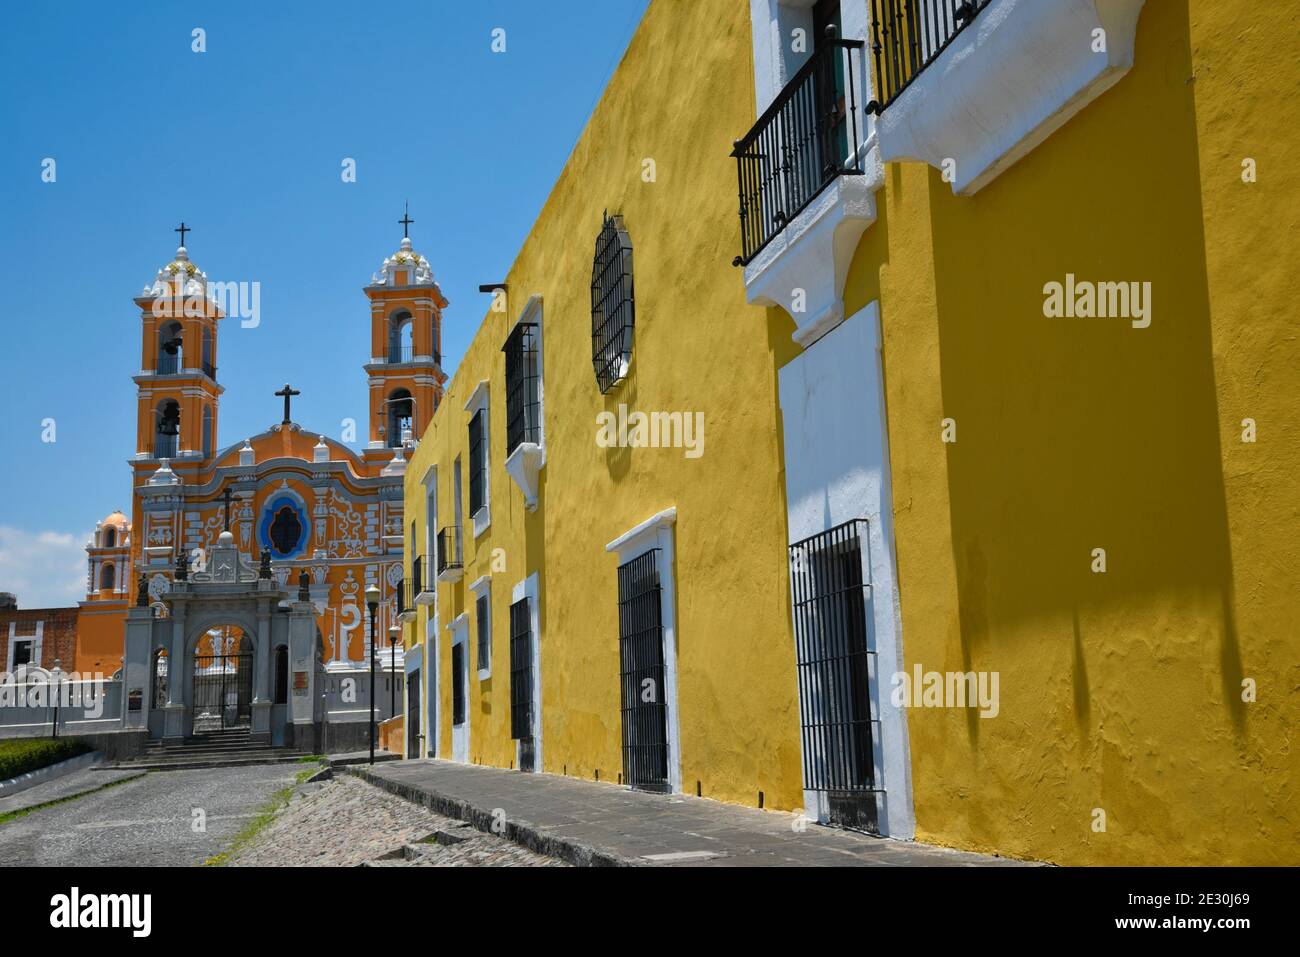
left=131, top=223, right=224, bottom=466
left=362, top=206, right=447, bottom=464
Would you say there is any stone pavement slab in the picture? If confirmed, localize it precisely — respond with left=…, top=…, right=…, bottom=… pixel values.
left=352, top=758, right=1033, bottom=867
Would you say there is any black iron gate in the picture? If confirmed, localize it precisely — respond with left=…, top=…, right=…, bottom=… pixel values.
left=191, top=648, right=253, bottom=733
left=407, top=669, right=422, bottom=759
left=617, top=550, right=670, bottom=793
left=789, top=520, right=881, bottom=833
left=509, top=597, right=535, bottom=772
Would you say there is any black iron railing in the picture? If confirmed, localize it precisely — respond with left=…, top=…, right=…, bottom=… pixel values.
left=396, top=578, right=409, bottom=617
left=411, top=555, right=425, bottom=596
left=384, top=346, right=441, bottom=365
left=503, top=322, right=541, bottom=456
left=591, top=213, right=635, bottom=394
left=436, top=526, right=462, bottom=576
left=867, top=0, right=990, bottom=113
left=156, top=355, right=180, bottom=375
left=732, top=36, right=866, bottom=267
left=201, top=362, right=217, bottom=381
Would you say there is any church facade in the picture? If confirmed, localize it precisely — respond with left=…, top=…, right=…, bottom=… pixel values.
left=74, top=224, right=446, bottom=746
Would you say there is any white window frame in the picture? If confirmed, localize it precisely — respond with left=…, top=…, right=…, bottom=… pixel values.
left=7, top=621, right=44, bottom=672
left=604, top=507, right=682, bottom=795
left=463, top=380, right=491, bottom=538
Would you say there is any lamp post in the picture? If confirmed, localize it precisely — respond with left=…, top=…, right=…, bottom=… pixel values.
left=50, top=658, right=63, bottom=740
left=388, top=624, right=401, bottom=742
left=365, top=585, right=380, bottom=765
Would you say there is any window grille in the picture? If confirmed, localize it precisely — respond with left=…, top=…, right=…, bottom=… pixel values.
left=788, top=519, right=882, bottom=832
left=451, top=642, right=466, bottom=726
left=590, top=213, right=635, bottom=394
left=468, top=409, right=486, bottom=515
left=617, top=550, right=670, bottom=793
left=476, top=592, right=491, bottom=672
left=503, top=322, right=541, bottom=455
left=509, top=597, right=533, bottom=741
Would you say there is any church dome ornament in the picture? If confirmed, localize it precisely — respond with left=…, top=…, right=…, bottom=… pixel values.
left=371, top=236, right=434, bottom=286
left=143, top=244, right=209, bottom=297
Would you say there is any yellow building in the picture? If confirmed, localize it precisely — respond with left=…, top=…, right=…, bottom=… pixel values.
left=403, top=0, right=1298, bottom=865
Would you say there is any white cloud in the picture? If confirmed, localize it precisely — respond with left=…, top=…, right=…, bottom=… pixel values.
left=0, top=526, right=88, bottom=609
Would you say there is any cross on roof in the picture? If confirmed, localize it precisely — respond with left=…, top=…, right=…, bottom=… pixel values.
left=175, top=221, right=190, bottom=246
left=275, top=383, right=301, bottom=425
left=399, top=202, right=414, bottom=239
left=218, top=487, right=245, bottom=531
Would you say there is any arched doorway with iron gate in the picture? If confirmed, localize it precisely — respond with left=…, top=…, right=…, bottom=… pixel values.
left=191, top=624, right=254, bottom=734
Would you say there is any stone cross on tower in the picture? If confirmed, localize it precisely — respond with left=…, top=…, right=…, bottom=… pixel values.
left=275, top=383, right=301, bottom=425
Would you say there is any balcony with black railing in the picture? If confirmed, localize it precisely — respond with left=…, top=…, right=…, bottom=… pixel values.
left=436, top=526, right=463, bottom=583
left=413, top=554, right=436, bottom=605
left=396, top=577, right=414, bottom=622
left=201, top=362, right=217, bottom=381
left=866, top=0, right=990, bottom=114
left=732, top=34, right=866, bottom=267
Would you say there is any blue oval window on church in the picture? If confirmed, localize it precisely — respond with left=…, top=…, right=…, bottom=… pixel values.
left=258, top=495, right=309, bottom=559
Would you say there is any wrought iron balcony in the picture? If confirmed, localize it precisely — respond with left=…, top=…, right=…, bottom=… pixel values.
left=867, top=0, right=990, bottom=114
left=384, top=345, right=441, bottom=365
left=201, top=362, right=217, bottom=381
left=413, top=554, right=436, bottom=605
left=436, top=526, right=463, bottom=583
left=732, top=35, right=866, bottom=267
left=395, top=578, right=411, bottom=620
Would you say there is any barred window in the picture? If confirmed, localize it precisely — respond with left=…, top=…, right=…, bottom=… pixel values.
left=503, top=322, right=541, bottom=456
left=452, top=642, right=466, bottom=726
left=468, top=409, right=486, bottom=516
left=476, top=591, right=491, bottom=673
left=590, top=213, right=634, bottom=394
left=509, top=597, right=533, bottom=741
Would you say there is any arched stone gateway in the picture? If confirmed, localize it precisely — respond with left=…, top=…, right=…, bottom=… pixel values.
left=120, top=531, right=323, bottom=750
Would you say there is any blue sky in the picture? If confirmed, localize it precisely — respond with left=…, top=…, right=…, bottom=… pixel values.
left=0, top=0, right=649, bottom=607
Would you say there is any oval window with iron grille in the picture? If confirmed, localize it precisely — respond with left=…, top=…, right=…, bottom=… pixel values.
left=590, top=213, right=634, bottom=393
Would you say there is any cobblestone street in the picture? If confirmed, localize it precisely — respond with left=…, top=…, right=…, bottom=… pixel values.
left=230, top=772, right=567, bottom=867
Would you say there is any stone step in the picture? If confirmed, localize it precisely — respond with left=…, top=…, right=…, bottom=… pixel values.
left=96, top=750, right=316, bottom=772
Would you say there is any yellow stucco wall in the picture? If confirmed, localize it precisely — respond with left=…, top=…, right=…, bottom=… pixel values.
left=404, top=0, right=806, bottom=810
left=842, top=0, right=1299, bottom=864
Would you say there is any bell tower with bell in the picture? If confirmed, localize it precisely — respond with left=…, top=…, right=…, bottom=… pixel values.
left=131, top=222, right=224, bottom=467
left=362, top=205, right=447, bottom=464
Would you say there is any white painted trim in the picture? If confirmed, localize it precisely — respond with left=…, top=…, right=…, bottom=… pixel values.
left=778, top=299, right=914, bottom=838
left=605, top=509, right=682, bottom=795
left=511, top=574, right=543, bottom=772
left=604, top=507, right=677, bottom=556
left=425, top=612, right=439, bottom=758
left=876, top=0, right=1147, bottom=195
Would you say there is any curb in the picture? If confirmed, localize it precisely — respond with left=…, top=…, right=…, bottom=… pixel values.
left=0, top=750, right=104, bottom=798
left=345, top=765, right=639, bottom=867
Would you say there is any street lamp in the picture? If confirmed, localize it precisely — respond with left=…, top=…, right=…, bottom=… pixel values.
left=50, top=658, right=63, bottom=740
left=365, top=584, right=380, bottom=765
left=388, top=624, right=401, bottom=740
